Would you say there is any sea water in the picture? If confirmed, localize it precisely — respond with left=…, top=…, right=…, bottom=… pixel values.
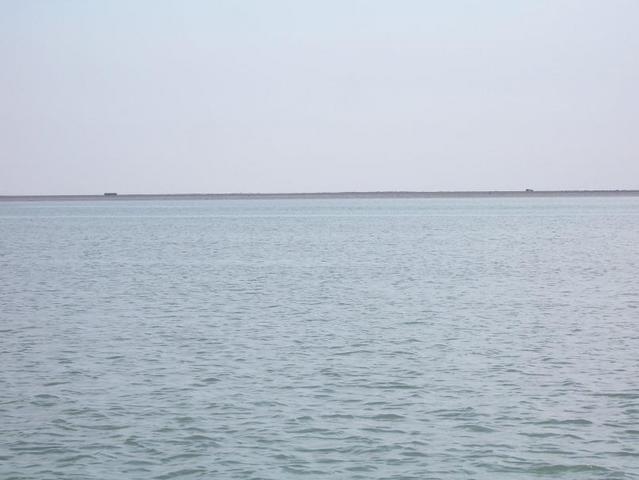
left=1, top=197, right=638, bottom=479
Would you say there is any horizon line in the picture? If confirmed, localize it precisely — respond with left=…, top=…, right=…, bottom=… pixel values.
left=2, top=189, right=639, bottom=201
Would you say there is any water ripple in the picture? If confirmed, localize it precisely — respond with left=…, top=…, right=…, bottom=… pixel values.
left=1, top=197, right=639, bottom=479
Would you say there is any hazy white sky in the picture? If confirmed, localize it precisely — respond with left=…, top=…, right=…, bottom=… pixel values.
left=1, top=0, right=637, bottom=194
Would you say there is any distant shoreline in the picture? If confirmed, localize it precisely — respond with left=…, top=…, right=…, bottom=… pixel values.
left=1, top=190, right=639, bottom=201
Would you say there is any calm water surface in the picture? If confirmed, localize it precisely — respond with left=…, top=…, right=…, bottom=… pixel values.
left=1, top=198, right=638, bottom=479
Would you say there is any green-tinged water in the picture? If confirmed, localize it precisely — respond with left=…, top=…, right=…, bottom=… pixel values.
left=1, top=197, right=638, bottom=479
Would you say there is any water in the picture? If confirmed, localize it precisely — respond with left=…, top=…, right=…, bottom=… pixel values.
left=1, top=197, right=638, bottom=479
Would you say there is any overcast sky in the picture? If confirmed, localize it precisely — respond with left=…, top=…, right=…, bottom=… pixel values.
left=1, top=1, right=637, bottom=195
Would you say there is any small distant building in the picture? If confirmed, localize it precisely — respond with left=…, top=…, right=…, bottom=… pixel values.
left=525, top=188, right=534, bottom=192
left=104, top=192, right=118, bottom=196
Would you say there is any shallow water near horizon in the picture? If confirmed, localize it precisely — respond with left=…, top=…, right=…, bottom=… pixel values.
left=1, top=197, right=638, bottom=479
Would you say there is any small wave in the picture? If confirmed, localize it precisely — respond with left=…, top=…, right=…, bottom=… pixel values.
left=154, top=468, right=207, bottom=479
left=321, top=414, right=355, bottom=419
left=530, top=418, right=593, bottom=426
left=528, top=463, right=616, bottom=475
left=57, top=454, right=95, bottom=464
left=592, top=392, right=639, bottom=399
left=456, top=424, right=495, bottom=433
left=164, top=453, right=203, bottom=462
left=370, top=413, right=405, bottom=421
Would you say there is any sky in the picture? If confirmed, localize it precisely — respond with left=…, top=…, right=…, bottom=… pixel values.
left=1, top=0, right=638, bottom=195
